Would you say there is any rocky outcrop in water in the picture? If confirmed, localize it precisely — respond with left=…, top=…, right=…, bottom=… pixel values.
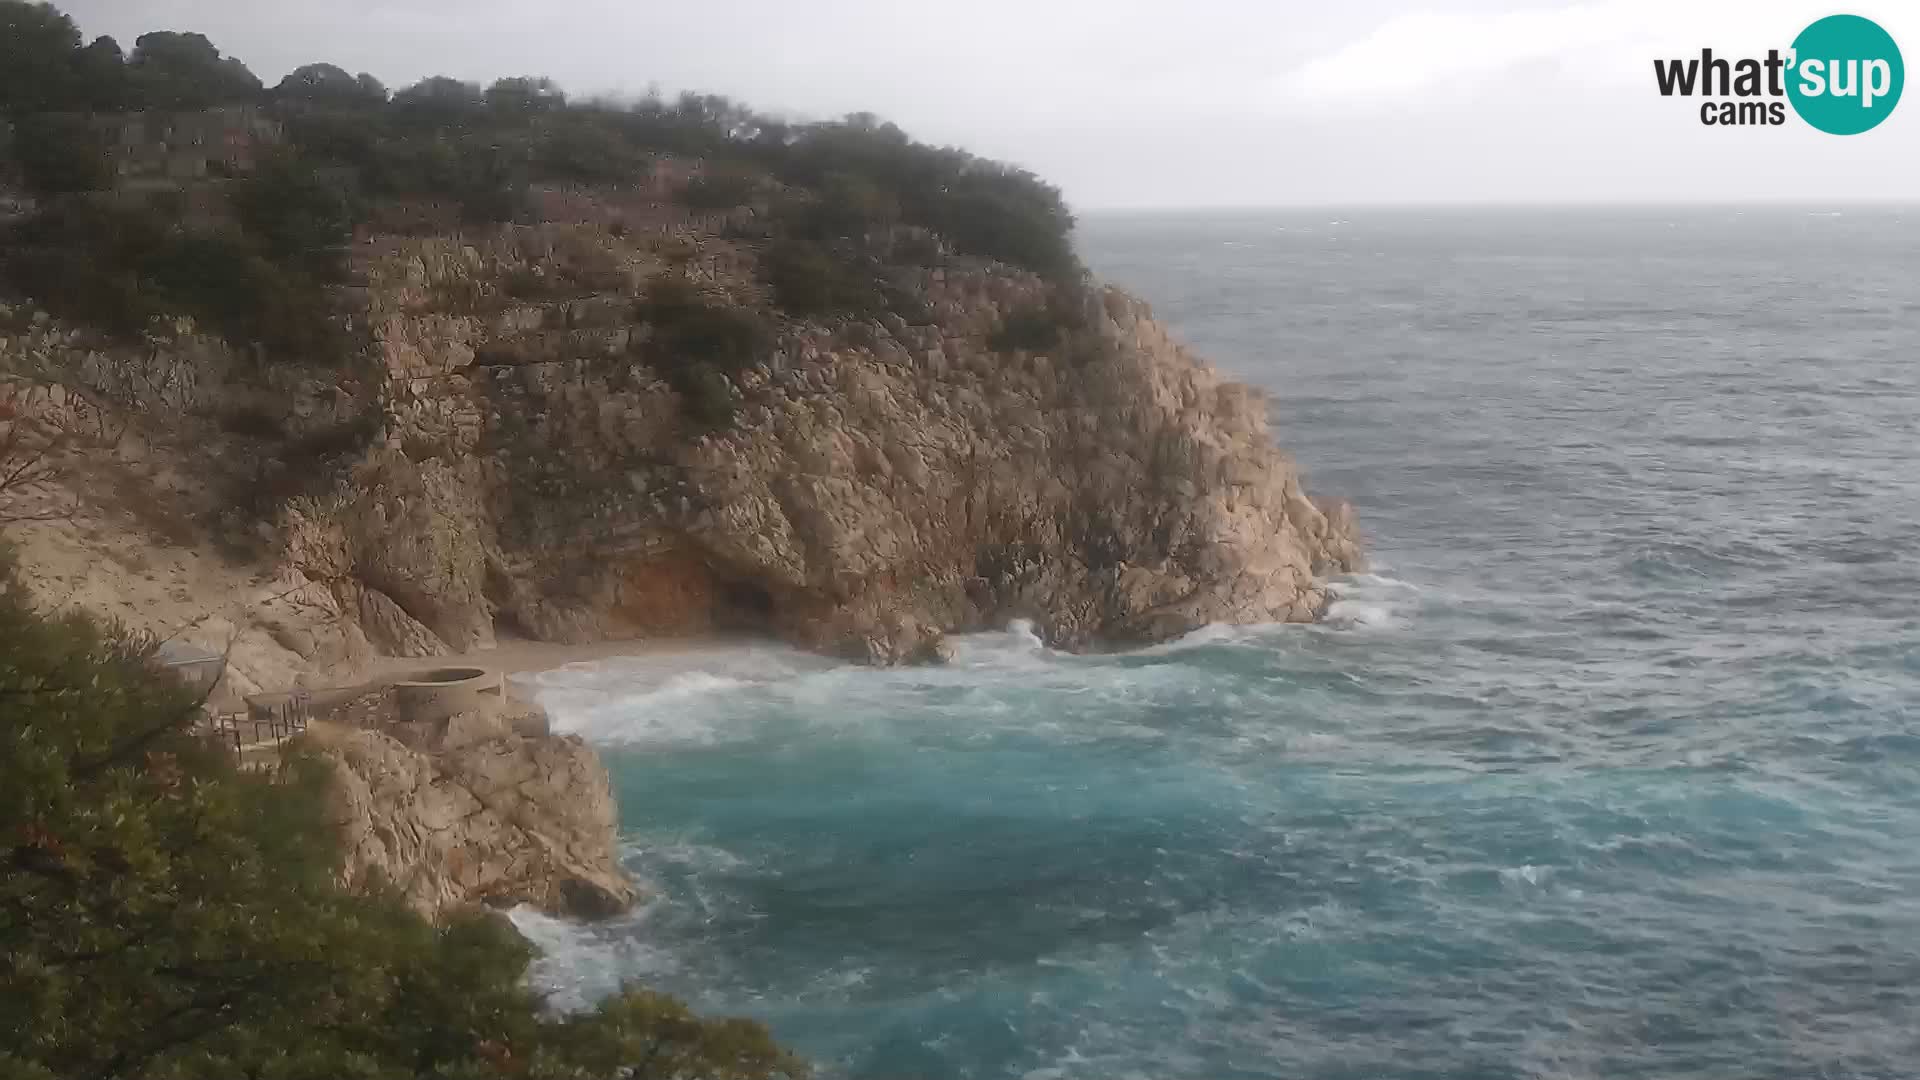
left=300, top=691, right=636, bottom=920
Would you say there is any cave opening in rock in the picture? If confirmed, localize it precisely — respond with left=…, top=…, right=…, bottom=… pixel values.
left=712, top=577, right=778, bottom=633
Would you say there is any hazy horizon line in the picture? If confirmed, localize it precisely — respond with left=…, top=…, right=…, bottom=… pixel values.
left=1075, top=197, right=1920, bottom=215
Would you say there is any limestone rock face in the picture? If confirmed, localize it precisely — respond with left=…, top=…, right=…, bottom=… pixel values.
left=278, top=215, right=1367, bottom=661
left=332, top=579, right=449, bottom=658
left=4, top=186, right=1361, bottom=669
left=303, top=715, right=636, bottom=920
left=275, top=216, right=1362, bottom=662
left=678, top=286, right=1365, bottom=656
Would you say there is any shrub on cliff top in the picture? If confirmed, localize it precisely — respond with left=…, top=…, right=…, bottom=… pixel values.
left=6, top=2, right=1085, bottom=361
left=0, top=192, right=345, bottom=362
left=0, top=551, right=808, bottom=1079
left=9, top=112, right=114, bottom=195
left=231, top=150, right=361, bottom=278
left=638, top=277, right=772, bottom=377
left=635, top=277, right=770, bottom=431
left=988, top=292, right=1089, bottom=354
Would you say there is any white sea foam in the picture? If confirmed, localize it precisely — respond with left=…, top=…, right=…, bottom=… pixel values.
left=1339, top=572, right=1422, bottom=593
left=1133, top=621, right=1271, bottom=655
left=509, top=905, right=677, bottom=1011
left=522, top=643, right=832, bottom=745
left=1318, top=570, right=1425, bottom=632
left=1500, top=863, right=1554, bottom=888
left=943, top=618, right=1058, bottom=670
left=1321, top=597, right=1402, bottom=630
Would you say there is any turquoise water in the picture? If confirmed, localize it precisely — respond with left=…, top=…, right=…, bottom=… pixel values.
left=515, top=208, right=1920, bottom=1079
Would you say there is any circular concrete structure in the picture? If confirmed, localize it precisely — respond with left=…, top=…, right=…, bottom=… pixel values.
left=392, top=666, right=503, bottom=725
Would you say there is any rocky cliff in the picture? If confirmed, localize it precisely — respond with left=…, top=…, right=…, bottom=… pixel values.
left=2, top=184, right=1359, bottom=677
left=299, top=690, right=636, bottom=920
left=263, top=197, right=1362, bottom=665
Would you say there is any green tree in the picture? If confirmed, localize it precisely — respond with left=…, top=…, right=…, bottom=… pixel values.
left=276, top=62, right=386, bottom=107
left=0, top=1, right=83, bottom=113
left=535, top=990, right=808, bottom=1080
left=127, top=30, right=262, bottom=109
left=393, top=76, right=485, bottom=116
left=10, top=112, right=112, bottom=194
left=73, top=34, right=131, bottom=110
left=0, top=553, right=809, bottom=1080
left=485, top=76, right=567, bottom=116
left=635, top=277, right=773, bottom=429
left=232, top=150, right=360, bottom=275
left=532, top=115, right=647, bottom=185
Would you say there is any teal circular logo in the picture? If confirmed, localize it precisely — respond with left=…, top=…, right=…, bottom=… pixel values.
left=1787, top=14, right=1904, bottom=134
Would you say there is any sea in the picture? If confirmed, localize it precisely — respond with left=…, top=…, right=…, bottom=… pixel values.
left=512, top=207, right=1920, bottom=1079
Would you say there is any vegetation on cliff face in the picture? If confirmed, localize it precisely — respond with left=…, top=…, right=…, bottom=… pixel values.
left=0, top=0, right=1077, bottom=358
left=0, top=0, right=1084, bottom=531
left=0, top=1, right=1359, bottom=658
left=0, top=551, right=807, bottom=1079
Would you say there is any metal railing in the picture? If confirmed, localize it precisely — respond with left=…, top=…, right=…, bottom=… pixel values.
left=208, top=691, right=311, bottom=758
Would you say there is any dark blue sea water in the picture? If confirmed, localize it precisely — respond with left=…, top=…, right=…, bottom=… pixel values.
left=516, top=207, right=1920, bottom=1079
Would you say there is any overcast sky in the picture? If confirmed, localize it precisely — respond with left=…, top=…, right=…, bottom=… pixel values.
left=57, top=0, right=1920, bottom=210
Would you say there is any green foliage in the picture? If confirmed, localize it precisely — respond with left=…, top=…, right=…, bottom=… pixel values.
left=756, top=177, right=909, bottom=318
left=231, top=150, right=360, bottom=276
left=392, top=76, right=485, bottom=118
left=280, top=105, right=384, bottom=169
left=0, top=202, right=166, bottom=334
left=0, top=7, right=258, bottom=115
left=452, top=147, right=530, bottom=224
left=0, top=1, right=83, bottom=113
left=636, top=277, right=774, bottom=430
left=71, top=34, right=131, bottom=110
left=144, top=227, right=342, bottom=358
left=226, top=406, right=383, bottom=518
left=639, top=277, right=772, bottom=377
left=531, top=115, right=647, bottom=185
left=988, top=293, right=1086, bottom=353
left=352, top=131, right=529, bottom=223
left=127, top=30, right=262, bottom=109
left=932, top=167, right=1078, bottom=279
left=5, top=3, right=1087, bottom=364
left=761, top=236, right=884, bottom=319
left=486, top=76, right=567, bottom=116
left=776, top=117, right=1077, bottom=278
left=536, top=989, right=809, bottom=1080
left=10, top=112, right=112, bottom=195
left=0, top=201, right=342, bottom=359
left=677, top=171, right=761, bottom=211
left=989, top=307, right=1064, bottom=353
left=0, top=553, right=809, bottom=1080
left=276, top=62, right=387, bottom=107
